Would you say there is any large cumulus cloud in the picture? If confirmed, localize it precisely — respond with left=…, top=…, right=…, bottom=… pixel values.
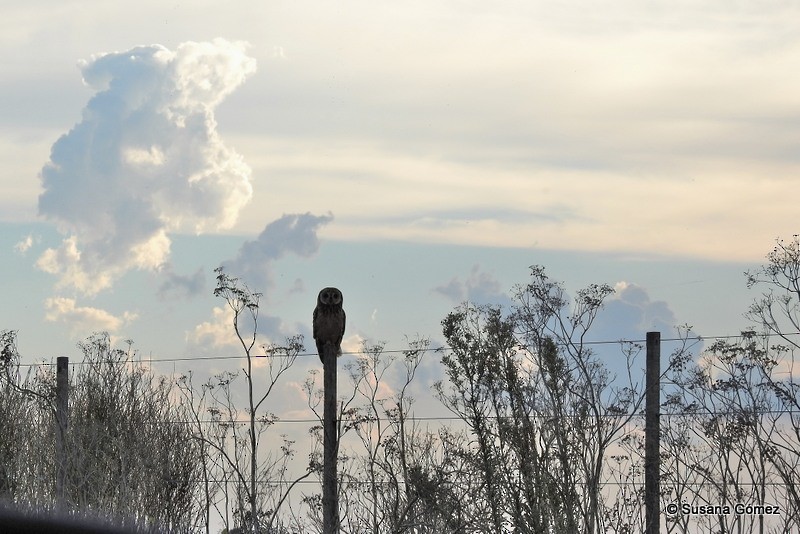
left=37, top=39, right=256, bottom=294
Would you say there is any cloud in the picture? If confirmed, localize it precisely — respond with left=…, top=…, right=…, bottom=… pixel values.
left=187, top=305, right=239, bottom=349
left=590, top=281, right=683, bottom=347
left=289, top=278, right=305, bottom=295
left=44, top=297, right=137, bottom=335
left=434, top=264, right=512, bottom=308
left=186, top=212, right=333, bottom=355
left=185, top=303, right=284, bottom=356
left=14, top=234, right=36, bottom=254
left=157, top=267, right=206, bottom=300
left=37, top=39, right=256, bottom=295
left=36, top=235, right=113, bottom=293
left=222, top=212, right=334, bottom=292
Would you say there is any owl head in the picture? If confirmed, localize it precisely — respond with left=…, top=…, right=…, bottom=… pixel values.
left=317, top=287, right=343, bottom=308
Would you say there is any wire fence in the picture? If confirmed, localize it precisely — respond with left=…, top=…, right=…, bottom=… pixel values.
left=15, top=331, right=800, bottom=367
left=8, top=330, right=800, bottom=428
left=126, top=409, right=800, bottom=427
left=4, top=330, right=799, bottom=531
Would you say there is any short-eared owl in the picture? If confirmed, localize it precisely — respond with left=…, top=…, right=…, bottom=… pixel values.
left=312, top=287, right=345, bottom=363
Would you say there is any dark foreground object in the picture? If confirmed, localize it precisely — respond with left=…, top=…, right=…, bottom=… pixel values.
left=0, top=504, right=146, bottom=534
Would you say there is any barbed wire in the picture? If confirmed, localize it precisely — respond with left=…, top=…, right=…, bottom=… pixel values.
left=14, top=331, right=800, bottom=368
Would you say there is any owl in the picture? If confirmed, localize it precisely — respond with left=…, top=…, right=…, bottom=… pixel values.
left=312, top=287, right=346, bottom=363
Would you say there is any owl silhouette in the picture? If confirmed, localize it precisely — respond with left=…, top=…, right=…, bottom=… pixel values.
left=312, top=287, right=345, bottom=363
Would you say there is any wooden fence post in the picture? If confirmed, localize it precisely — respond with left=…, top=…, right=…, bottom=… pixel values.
left=645, top=332, right=661, bottom=534
left=55, top=356, right=69, bottom=508
left=322, top=345, right=339, bottom=533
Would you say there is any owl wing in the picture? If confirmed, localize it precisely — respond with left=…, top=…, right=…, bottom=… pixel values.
left=337, top=309, right=346, bottom=348
left=312, top=305, right=320, bottom=340
left=312, top=306, right=324, bottom=360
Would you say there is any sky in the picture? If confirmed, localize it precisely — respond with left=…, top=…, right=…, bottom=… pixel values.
left=1, top=0, right=798, bottom=372
left=1, top=1, right=799, bottom=519
left=1, top=0, right=798, bottom=358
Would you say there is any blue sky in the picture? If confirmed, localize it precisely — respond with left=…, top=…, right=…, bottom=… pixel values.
left=1, top=2, right=798, bottom=380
